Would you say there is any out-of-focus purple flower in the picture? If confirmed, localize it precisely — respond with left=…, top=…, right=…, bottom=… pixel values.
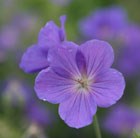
left=2, top=78, right=53, bottom=128
left=26, top=102, right=52, bottom=127
left=0, top=26, right=19, bottom=50
left=103, top=104, right=140, bottom=136
left=12, top=14, right=38, bottom=33
left=0, top=25, right=19, bottom=62
left=2, top=78, right=32, bottom=106
left=49, top=0, right=72, bottom=6
left=116, top=25, right=140, bottom=77
left=79, top=6, right=127, bottom=41
left=35, top=39, right=125, bottom=128
left=20, top=15, right=67, bottom=73
left=119, top=25, right=140, bottom=46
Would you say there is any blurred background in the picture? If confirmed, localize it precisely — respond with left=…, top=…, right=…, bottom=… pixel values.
left=0, top=0, right=140, bottom=138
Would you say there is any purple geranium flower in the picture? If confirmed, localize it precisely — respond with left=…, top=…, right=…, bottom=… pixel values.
left=0, top=25, right=19, bottom=50
left=116, top=25, right=140, bottom=77
left=26, top=102, right=52, bottom=127
left=2, top=78, right=32, bottom=107
left=103, top=104, right=140, bottom=136
left=35, top=39, right=125, bottom=128
left=0, top=24, right=20, bottom=62
left=79, top=6, right=127, bottom=41
left=20, top=15, right=67, bottom=73
left=13, top=14, right=38, bottom=33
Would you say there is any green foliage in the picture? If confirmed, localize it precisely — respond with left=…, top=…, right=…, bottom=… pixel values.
left=0, top=119, right=21, bottom=138
left=133, top=131, right=140, bottom=138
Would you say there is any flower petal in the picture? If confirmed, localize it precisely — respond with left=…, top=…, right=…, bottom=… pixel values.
left=91, top=68, right=125, bottom=107
left=34, top=68, right=75, bottom=104
left=20, top=45, right=49, bottom=73
left=80, top=40, right=114, bottom=77
left=59, top=93, right=97, bottom=128
left=59, top=15, right=67, bottom=41
left=48, top=42, right=80, bottom=77
left=38, top=21, right=60, bottom=49
left=75, top=50, right=87, bottom=74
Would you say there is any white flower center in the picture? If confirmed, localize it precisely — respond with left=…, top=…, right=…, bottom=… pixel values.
left=74, top=75, right=92, bottom=92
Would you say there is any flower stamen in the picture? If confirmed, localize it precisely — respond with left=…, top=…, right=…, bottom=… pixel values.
left=74, top=75, right=91, bottom=92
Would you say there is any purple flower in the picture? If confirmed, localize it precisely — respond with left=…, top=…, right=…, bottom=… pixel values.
left=20, top=15, right=67, bottom=73
left=116, top=25, right=140, bottom=77
left=26, top=102, right=52, bottom=127
left=0, top=25, right=20, bottom=62
left=34, top=39, right=125, bottom=128
left=12, top=13, right=38, bottom=33
left=0, top=26, right=19, bottom=50
left=79, top=6, right=127, bottom=41
left=2, top=78, right=32, bottom=106
left=2, top=78, right=53, bottom=127
left=103, top=104, right=140, bottom=136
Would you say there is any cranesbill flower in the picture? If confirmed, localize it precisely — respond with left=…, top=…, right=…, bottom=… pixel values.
left=0, top=25, right=19, bottom=49
left=79, top=7, right=127, bottom=41
left=35, top=39, right=125, bottom=128
left=20, top=15, right=67, bottom=73
left=103, top=104, right=140, bottom=136
left=26, top=102, right=52, bottom=127
left=116, top=25, right=140, bottom=77
left=2, top=78, right=32, bottom=106
left=11, top=13, right=38, bottom=33
left=0, top=24, right=21, bottom=63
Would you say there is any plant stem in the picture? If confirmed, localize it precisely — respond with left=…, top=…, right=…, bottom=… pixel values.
left=94, top=115, right=102, bottom=138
